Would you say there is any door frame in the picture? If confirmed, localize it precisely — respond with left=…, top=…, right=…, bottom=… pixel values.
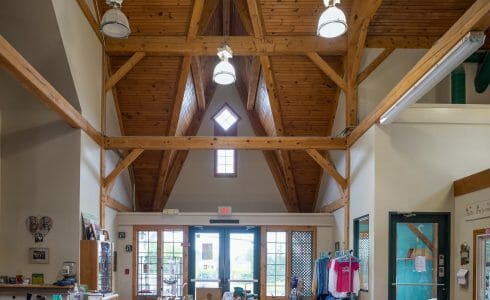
left=388, top=212, right=451, bottom=300
left=188, top=226, right=261, bottom=295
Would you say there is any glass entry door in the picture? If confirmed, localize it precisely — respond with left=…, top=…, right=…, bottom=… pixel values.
left=189, top=227, right=260, bottom=295
left=389, top=213, right=450, bottom=300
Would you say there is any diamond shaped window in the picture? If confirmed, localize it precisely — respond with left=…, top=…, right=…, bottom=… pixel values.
left=213, top=105, right=239, bottom=131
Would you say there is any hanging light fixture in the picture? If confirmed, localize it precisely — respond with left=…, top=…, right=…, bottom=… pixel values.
left=213, top=44, right=236, bottom=85
left=100, top=0, right=131, bottom=39
left=317, top=0, right=348, bottom=38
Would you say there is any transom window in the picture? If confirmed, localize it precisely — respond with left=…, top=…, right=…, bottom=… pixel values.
left=213, top=105, right=239, bottom=131
left=212, top=104, right=240, bottom=177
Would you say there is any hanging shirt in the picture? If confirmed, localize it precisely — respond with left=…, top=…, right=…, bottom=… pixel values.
left=328, top=258, right=361, bottom=298
left=315, top=257, right=330, bottom=296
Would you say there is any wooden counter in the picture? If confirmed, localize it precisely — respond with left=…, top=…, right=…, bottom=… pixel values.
left=0, top=284, right=73, bottom=295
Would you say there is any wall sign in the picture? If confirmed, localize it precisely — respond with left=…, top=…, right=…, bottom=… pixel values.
left=465, top=198, right=490, bottom=221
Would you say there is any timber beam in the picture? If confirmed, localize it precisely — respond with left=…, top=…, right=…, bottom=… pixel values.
left=103, top=149, right=144, bottom=189
left=105, top=136, right=347, bottom=151
left=105, top=52, right=146, bottom=91
left=0, top=35, right=103, bottom=146
left=348, top=0, right=490, bottom=146
left=105, top=35, right=347, bottom=56
left=306, top=149, right=347, bottom=190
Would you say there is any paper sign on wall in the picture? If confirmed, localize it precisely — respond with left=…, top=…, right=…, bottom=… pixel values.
left=465, top=198, right=490, bottom=221
left=202, top=243, right=213, bottom=260
left=415, top=256, right=426, bottom=272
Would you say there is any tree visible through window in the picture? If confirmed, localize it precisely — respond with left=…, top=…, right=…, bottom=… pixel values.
left=212, top=104, right=240, bottom=177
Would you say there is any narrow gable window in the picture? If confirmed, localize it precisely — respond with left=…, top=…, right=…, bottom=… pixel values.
left=212, top=104, right=240, bottom=177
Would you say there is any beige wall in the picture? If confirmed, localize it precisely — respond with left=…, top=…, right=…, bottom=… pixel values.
left=167, top=85, right=286, bottom=212
left=453, top=187, right=490, bottom=299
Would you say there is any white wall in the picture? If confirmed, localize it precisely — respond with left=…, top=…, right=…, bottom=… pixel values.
left=453, top=187, right=490, bottom=300
left=167, top=85, right=286, bottom=212
left=0, top=109, right=81, bottom=283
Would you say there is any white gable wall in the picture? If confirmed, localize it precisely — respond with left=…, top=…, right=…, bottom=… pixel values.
left=167, top=85, right=286, bottom=212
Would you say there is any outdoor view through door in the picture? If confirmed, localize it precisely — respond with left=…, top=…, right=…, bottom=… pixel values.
left=189, top=227, right=260, bottom=296
left=389, top=213, right=450, bottom=300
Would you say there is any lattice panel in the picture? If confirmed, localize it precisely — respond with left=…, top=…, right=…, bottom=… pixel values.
left=291, top=231, right=313, bottom=296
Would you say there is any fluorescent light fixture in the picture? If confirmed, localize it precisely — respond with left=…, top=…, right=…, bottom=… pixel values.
left=380, top=31, right=485, bottom=124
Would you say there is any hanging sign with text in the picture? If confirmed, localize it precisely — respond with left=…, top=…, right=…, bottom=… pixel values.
left=465, top=198, right=490, bottom=221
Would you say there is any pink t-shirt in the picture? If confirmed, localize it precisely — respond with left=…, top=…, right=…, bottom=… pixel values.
left=334, top=260, right=360, bottom=293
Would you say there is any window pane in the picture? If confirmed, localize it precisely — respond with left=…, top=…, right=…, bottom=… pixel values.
left=266, top=231, right=287, bottom=297
left=213, top=106, right=239, bottom=131
left=162, top=230, right=185, bottom=297
left=216, top=149, right=235, bottom=175
left=291, top=231, right=313, bottom=297
left=137, top=231, right=158, bottom=296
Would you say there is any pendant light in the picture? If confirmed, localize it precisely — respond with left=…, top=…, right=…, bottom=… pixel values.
left=101, top=0, right=131, bottom=39
left=213, top=44, right=236, bottom=85
left=317, top=0, right=348, bottom=38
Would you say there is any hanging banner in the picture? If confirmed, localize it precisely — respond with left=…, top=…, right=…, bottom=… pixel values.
left=465, top=198, right=490, bottom=221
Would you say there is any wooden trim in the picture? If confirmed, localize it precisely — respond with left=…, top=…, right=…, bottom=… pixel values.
left=0, top=35, right=103, bottom=146
left=306, top=52, right=348, bottom=92
left=260, top=226, right=267, bottom=300
left=344, top=149, right=351, bottom=248
left=187, top=0, right=205, bottom=40
left=132, top=227, right=137, bottom=300
left=191, top=57, right=206, bottom=111
left=454, top=169, right=490, bottom=197
left=76, top=0, right=103, bottom=43
left=105, top=136, right=347, bottom=150
left=306, top=149, right=346, bottom=189
left=105, top=36, right=347, bottom=56
left=105, top=52, right=146, bottom=91
left=106, top=196, right=132, bottom=212
left=348, top=0, right=490, bottom=146
left=247, top=58, right=261, bottom=111
left=356, top=48, right=394, bottom=84
left=320, top=198, right=346, bottom=213
left=103, top=149, right=144, bottom=188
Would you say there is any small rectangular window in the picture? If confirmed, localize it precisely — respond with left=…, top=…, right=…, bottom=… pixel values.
left=215, top=149, right=236, bottom=176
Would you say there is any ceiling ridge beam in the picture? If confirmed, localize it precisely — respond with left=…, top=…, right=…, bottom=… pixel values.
left=103, top=148, right=144, bottom=190
left=105, top=51, right=146, bottom=91
left=152, top=56, right=192, bottom=210
left=348, top=0, right=490, bottom=146
left=306, top=149, right=346, bottom=190
left=0, top=35, right=103, bottom=146
left=76, top=0, right=104, bottom=43
left=105, top=36, right=347, bottom=56
left=356, top=48, right=394, bottom=85
left=307, top=52, right=348, bottom=92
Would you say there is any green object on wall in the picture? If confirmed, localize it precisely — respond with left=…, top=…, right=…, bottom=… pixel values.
left=451, top=65, right=466, bottom=104
left=475, top=52, right=490, bottom=93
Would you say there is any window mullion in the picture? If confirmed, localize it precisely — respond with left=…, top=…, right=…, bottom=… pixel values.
left=157, top=229, right=163, bottom=297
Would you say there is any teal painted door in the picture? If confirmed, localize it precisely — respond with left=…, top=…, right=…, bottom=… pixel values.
left=389, top=213, right=450, bottom=300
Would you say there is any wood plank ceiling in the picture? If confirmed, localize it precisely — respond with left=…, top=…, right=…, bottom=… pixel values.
left=100, top=0, right=487, bottom=212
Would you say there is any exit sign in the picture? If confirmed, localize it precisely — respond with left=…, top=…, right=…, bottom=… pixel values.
left=218, top=206, right=232, bottom=216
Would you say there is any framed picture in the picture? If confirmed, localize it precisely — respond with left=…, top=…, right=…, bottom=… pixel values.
left=29, top=248, right=49, bottom=264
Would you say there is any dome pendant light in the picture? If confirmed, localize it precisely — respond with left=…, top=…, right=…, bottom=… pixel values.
left=317, top=0, right=348, bottom=38
left=101, top=0, right=131, bottom=39
left=213, top=44, right=236, bottom=85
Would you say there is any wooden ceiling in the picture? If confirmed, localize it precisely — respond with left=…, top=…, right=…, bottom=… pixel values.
left=97, top=0, right=487, bottom=212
